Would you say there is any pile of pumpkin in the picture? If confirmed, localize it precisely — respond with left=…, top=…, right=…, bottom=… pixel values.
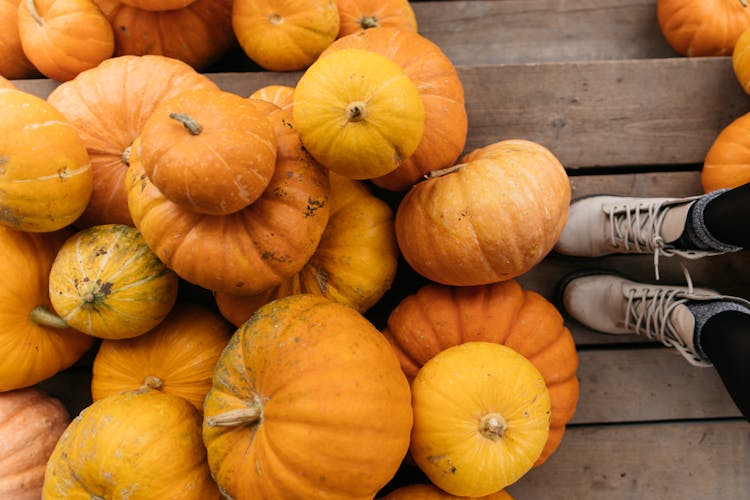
left=0, top=2, right=582, bottom=500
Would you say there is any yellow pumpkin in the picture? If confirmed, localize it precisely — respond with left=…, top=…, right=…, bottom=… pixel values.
left=0, top=88, right=93, bottom=232
left=410, top=342, right=551, bottom=497
left=43, top=388, right=220, bottom=499
left=48, top=224, right=179, bottom=339
left=91, top=302, right=232, bottom=410
left=293, top=47, right=425, bottom=179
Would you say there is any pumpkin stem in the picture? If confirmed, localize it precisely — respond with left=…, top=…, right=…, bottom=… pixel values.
left=741, top=0, right=748, bottom=8
left=169, top=112, right=203, bottom=135
left=345, top=101, right=368, bottom=122
left=30, top=305, right=68, bottom=329
left=27, top=0, right=44, bottom=26
left=206, top=405, right=262, bottom=428
left=122, top=146, right=131, bottom=166
left=360, top=15, right=380, bottom=29
left=269, top=13, right=283, bottom=25
left=426, top=162, right=468, bottom=179
left=142, top=375, right=163, bottom=390
left=479, top=412, right=508, bottom=441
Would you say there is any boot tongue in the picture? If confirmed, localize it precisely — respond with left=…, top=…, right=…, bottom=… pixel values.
left=668, top=303, right=697, bottom=352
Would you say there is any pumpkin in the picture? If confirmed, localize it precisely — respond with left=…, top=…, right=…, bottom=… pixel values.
left=139, top=88, right=278, bottom=215
left=92, top=0, right=234, bottom=70
left=322, top=28, right=467, bottom=191
left=91, top=302, right=232, bottom=411
left=48, top=224, right=179, bottom=339
left=43, top=388, right=220, bottom=499
left=0, top=388, right=70, bottom=500
left=381, top=484, right=515, bottom=500
left=17, top=0, right=114, bottom=82
left=733, top=26, right=750, bottom=93
left=0, top=227, right=93, bottom=391
left=46, top=55, right=219, bottom=227
left=215, top=171, right=398, bottom=325
left=410, top=342, right=551, bottom=497
left=294, top=48, right=425, bottom=179
left=0, top=75, right=15, bottom=89
left=119, top=0, right=195, bottom=11
left=0, top=88, right=93, bottom=232
left=395, top=139, right=570, bottom=286
left=336, top=0, right=417, bottom=37
left=127, top=101, right=330, bottom=296
left=657, top=0, right=750, bottom=57
left=382, top=280, right=579, bottom=466
left=203, top=294, right=413, bottom=499
left=233, top=0, right=340, bottom=71
left=249, top=84, right=294, bottom=112
left=702, top=112, right=750, bottom=192
left=0, top=0, right=37, bottom=79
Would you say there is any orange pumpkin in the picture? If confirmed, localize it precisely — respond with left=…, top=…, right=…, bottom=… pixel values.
left=249, top=84, right=294, bottom=112
left=93, top=0, right=234, bottom=70
left=119, top=0, right=195, bottom=11
left=203, top=294, right=413, bottom=499
left=322, top=27, right=467, bottom=191
left=46, top=55, right=219, bottom=227
left=215, top=171, right=398, bottom=325
left=91, top=302, right=232, bottom=411
left=17, top=0, right=114, bottom=81
left=733, top=26, right=750, bottom=93
left=382, top=280, right=579, bottom=466
left=0, top=75, right=14, bottom=89
left=127, top=101, right=330, bottom=296
left=336, top=0, right=417, bottom=37
left=395, top=139, right=571, bottom=286
left=0, top=0, right=37, bottom=79
left=0, top=227, right=94, bottom=391
left=702, top=112, right=750, bottom=192
left=139, top=89, right=278, bottom=215
left=381, top=483, right=515, bottom=500
left=233, top=0, right=340, bottom=71
left=657, top=0, right=750, bottom=56
left=0, top=388, right=70, bottom=499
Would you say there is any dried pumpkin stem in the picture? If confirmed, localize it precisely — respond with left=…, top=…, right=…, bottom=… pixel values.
left=741, top=0, right=748, bottom=8
left=142, top=375, right=163, bottom=390
left=121, top=145, right=131, bottom=166
left=426, top=162, right=468, bottom=179
left=30, top=305, right=68, bottom=329
left=360, top=15, right=380, bottom=29
left=479, top=412, right=508, bottom=441
left=27, top=0, right=44, bottom=26
left=345, top=101, right=368, bottom=122
left=169, top=112, right=203, bottom=135
left=206, top=405, right=262, bottom=428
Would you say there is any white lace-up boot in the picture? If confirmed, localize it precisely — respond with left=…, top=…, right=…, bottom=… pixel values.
left=558, top=270, right=750, bottom=367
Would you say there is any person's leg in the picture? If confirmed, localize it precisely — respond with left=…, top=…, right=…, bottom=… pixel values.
left=700, top=183, right=750, bottom=248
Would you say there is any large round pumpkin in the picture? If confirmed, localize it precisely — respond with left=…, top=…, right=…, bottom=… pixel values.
left=0, top=227, right=94, bottom=392
left=0, top=88, right=93, bottom=232
left=203, top=294, right=413, bottom=499
left=382, top=280, right=579, bottom=466
left=46, top=55, right=219, bottom=227
left=43, top=388, right=220, bottom=499
left=702, top=111, right=750, bottom=192
left=336, top=0, right=417, bottom=37
left=91, top=302, right=232, bottom=411
left=293, top=47, right=425, bottom=179
left=233, top=0, right=340, bottom=71
left=0, top=0, right=37, bottom=79
left=381, top=484, right=515, bottom=500
left=395, top=139, right=570, bottom=286
left=322, top=27, right=467, bottom=191
left=127, top=101, right=330, bottom=296
left=0, top=388, right=70, bottom=500
left=48, top=224, right=179, bottom=339
left=657, top=0, right=750, bottom=56
left=410, top=342, right=551, bottom=497
left=17, top=0, right=114, bottom=82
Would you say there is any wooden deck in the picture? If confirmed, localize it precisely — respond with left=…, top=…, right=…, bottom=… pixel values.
left=14, top=0, right=750, bottom=498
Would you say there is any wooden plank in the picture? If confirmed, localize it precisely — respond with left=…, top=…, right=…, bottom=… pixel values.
left=412, top=0, right=677, bottom=65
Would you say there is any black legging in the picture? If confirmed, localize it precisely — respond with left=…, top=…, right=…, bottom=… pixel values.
left=703, top=183, right=750, bottom=248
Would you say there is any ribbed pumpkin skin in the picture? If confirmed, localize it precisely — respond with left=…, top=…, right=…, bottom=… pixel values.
left=322, top=28, right=467, bottom=191
left=215, top=171, right=398, bottom=326
left=0, top=388, right=69, bottom=500
left=43, top=389, right=220, bottom=499
left=336, top=0, right=417, bottom=37
left=657, top=0, right=750, bottom=56
left=395, top=139, right=570, bottom=286
left=249, top=84, right=294, bottom=112
left=17, top=0, right=114, bottom=82
left=382, top=483, right=515, bottom=500
left=733, top=27, right=750, bottom=94
left=0, top=88, right=93, bottom=232
left=46, top=55, right=219, bottom=227
left=0, top=228, right=94, bottom=392
left=702, top=112, right=750, bottom=192
left=48, top=224, right=179, bottom=339
left=0, top=0, right=37, bottom=79
left=203, top=294, right=413, bottom=500
left=233, top=0, right=340, bottom=71
left=383, top=280, right=579, bottom=466
left=410, top=342, right=551, bottom=497
left=93, top=0, right=234, bottom=70
left=91, top=302, right=232, bottom=411
left=120, top=0, right=195, bottom=11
